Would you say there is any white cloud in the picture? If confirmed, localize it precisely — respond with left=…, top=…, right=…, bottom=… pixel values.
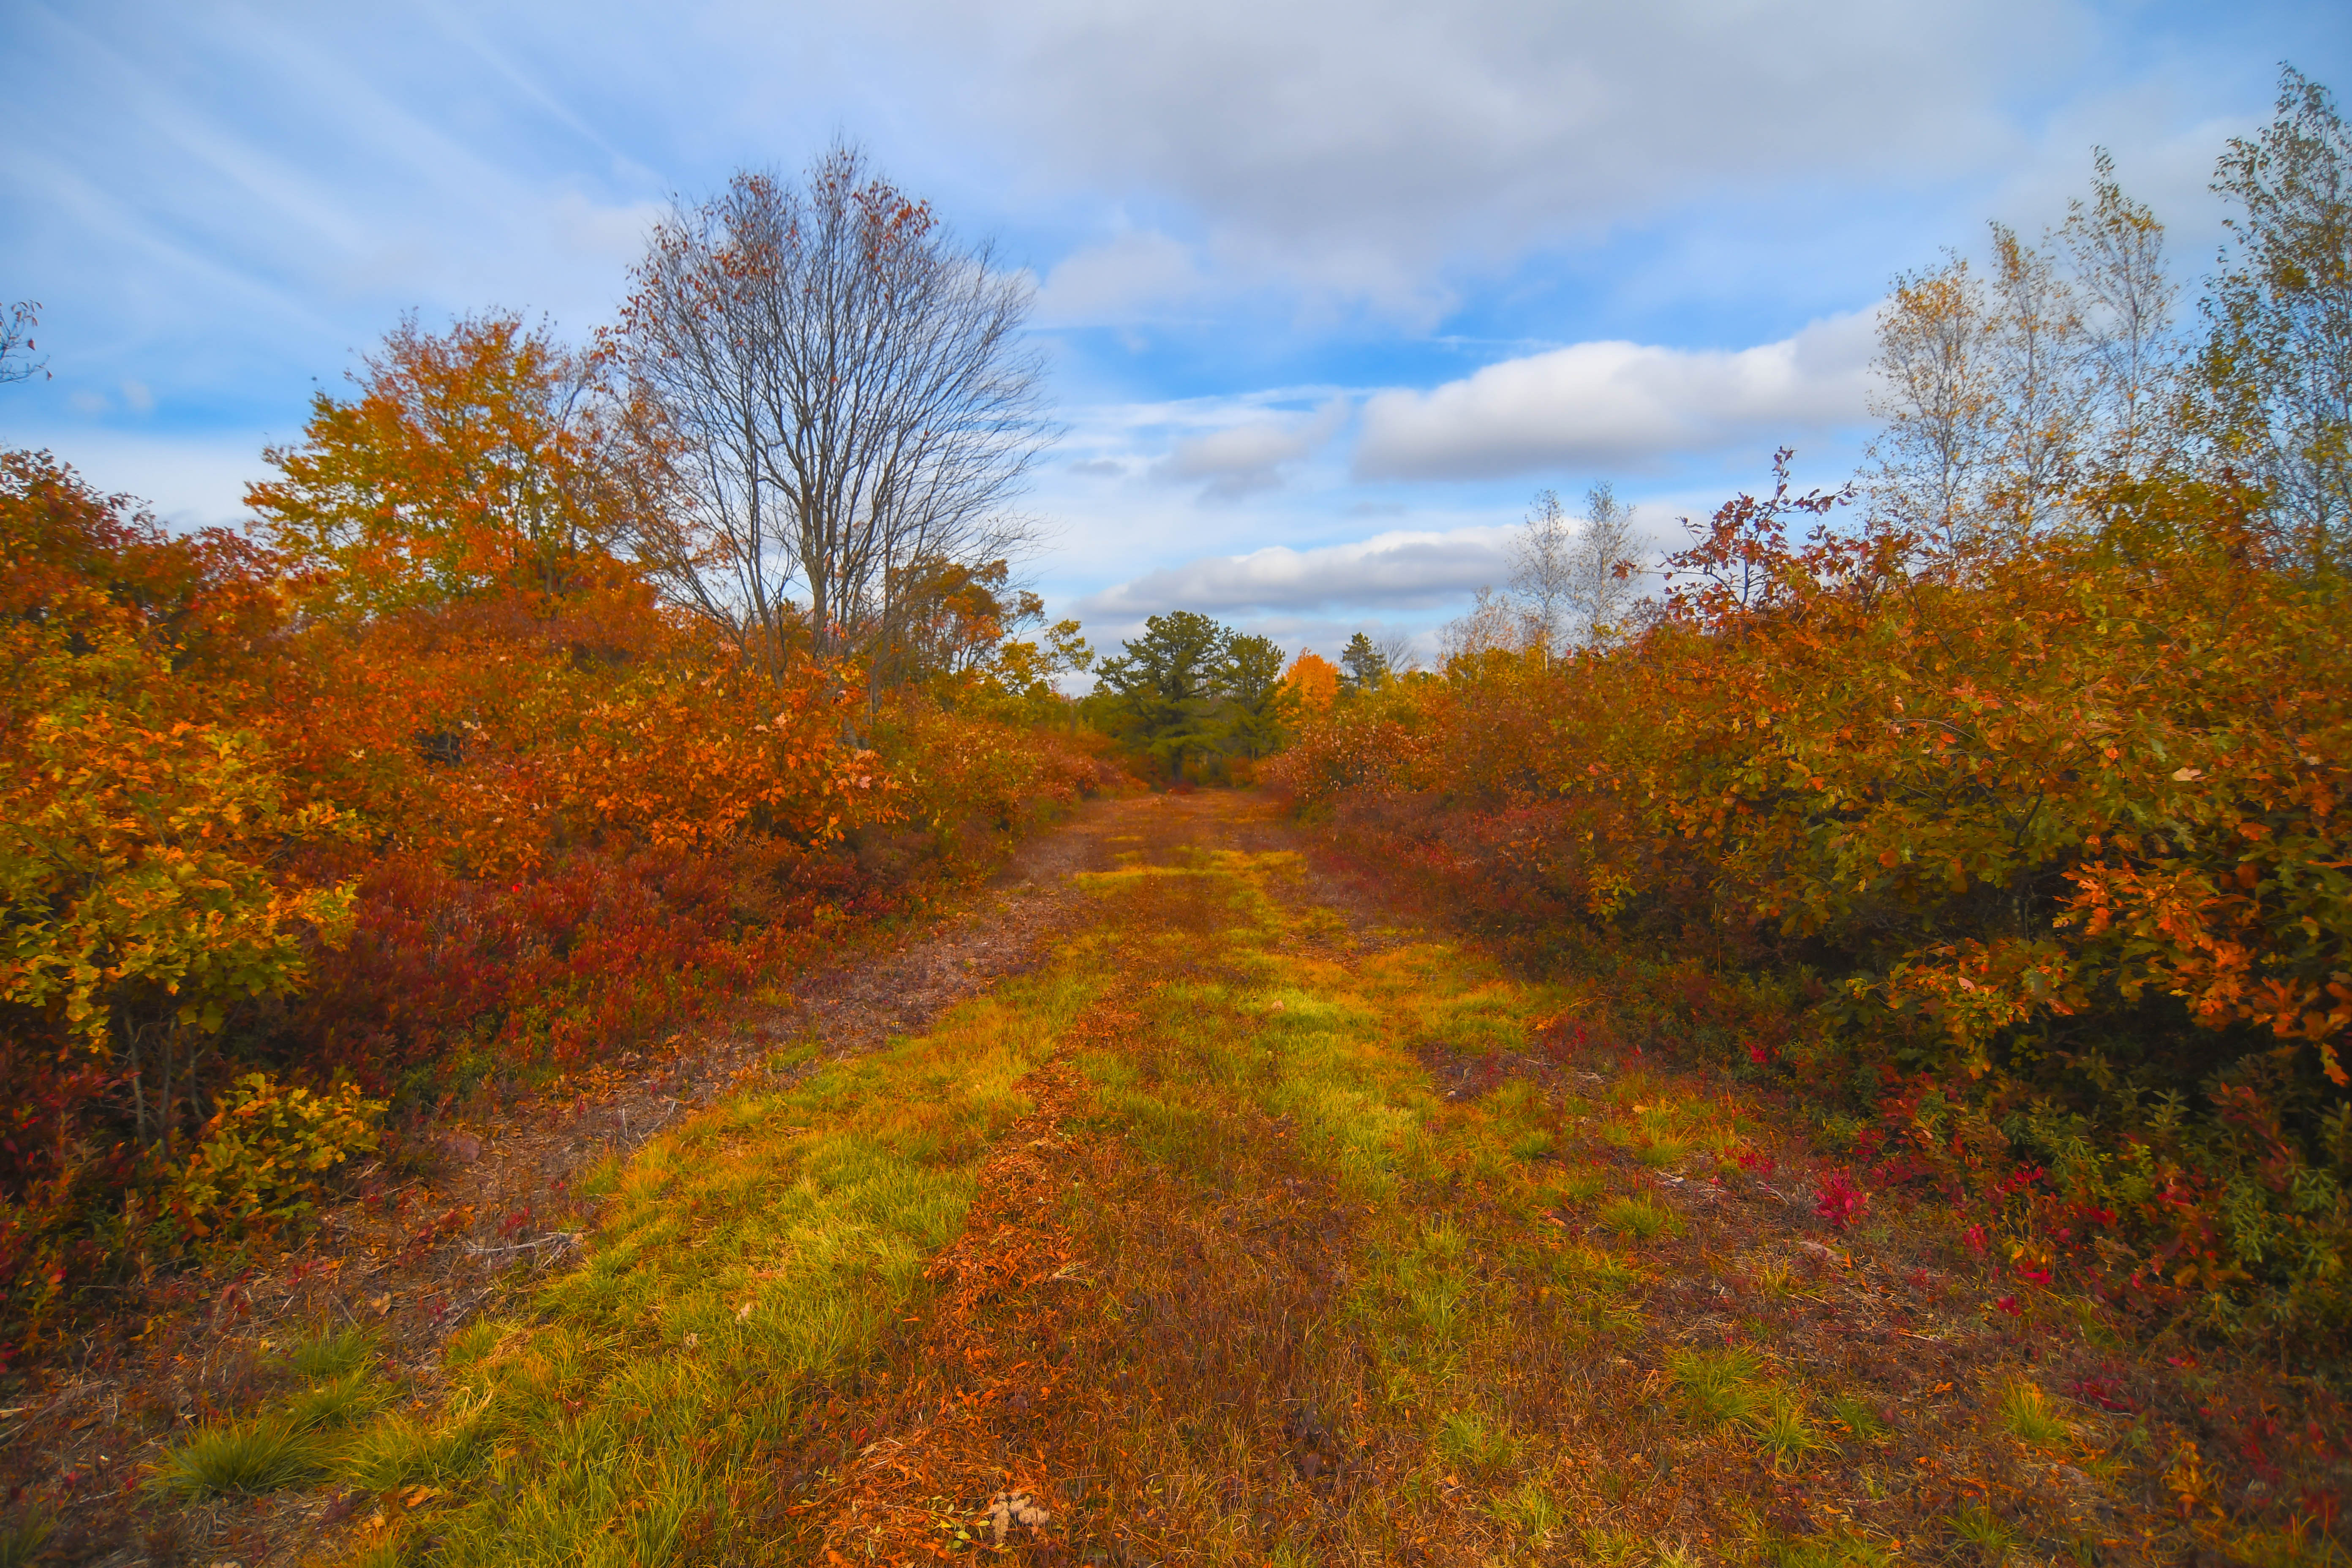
left=896, top=0, right=2085, bottom=311
left=1078, top=525, right=1515, bottom=618
left=1353, top=309, right=1878, bottom=481
left=1033, top=229, right=1206, bottom=325
left=1152, top=398, right=1349, bottom=499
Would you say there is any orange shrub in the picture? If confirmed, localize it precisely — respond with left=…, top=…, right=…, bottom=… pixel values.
left=1, top=441, right=1101, bottom=1363
left=1272, top=467, right=2352, bottom=1344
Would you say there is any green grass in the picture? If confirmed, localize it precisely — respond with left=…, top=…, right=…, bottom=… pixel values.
left=1582, top=1526, right=1649, bottom=1565
left=1952, top=1501, right=2020, bottom=1563
left=1433, top=1408, right=1518, bottom=1475
left=318, top=953, right=1100, bottom=1564
left=1753, top=1386, right=1830, bottom=1469
left=1666, top=1345, right=1767, bottom=1428
left=1492, top=1478, right=1562, bottom=1539
left=1635, top=1135, right=1693, bottom=1168
left=147, top=1321, right=394, bottom=1500
left=0, top=1505, right=52, bottom=1568
left=150, top=1417, right=333, bottom=1498
left=294, top=804, right=2164, bottom=1566
left=1599, top=1195, right=1673, bottom=1241
left=1828, top=1393, right=1889, bottom=1443
left=1999, top=1381, right=2072, bottom=1448
left=283, top=1323, right=379, bottom=1380
left=285, top=1367, right=390, bottom=1431
left=1767, top=1532, right=1901, bottom=1568
left=1550, top=1170, right=1608, bottom=1204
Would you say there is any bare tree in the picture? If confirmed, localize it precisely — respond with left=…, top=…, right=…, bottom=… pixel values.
left=1568, top=480, right=1643, bottom=643
left=1439, top=585, right=1535, bottom=664
left=1, top=300, right=46, bottom=385
left=1373, top=629, right=1423, bottom=676
left=617, top=146, right=1055, bottom=690
left=1508, top=488, right=1575, bottom=659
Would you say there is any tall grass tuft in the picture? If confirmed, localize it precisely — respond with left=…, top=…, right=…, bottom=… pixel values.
left=1600, top=1195, right=1671, bottom=1241
left=150, top=1417, right=331, bottom=1498
left=0, top=1505, right=52, bottom=1568
left=1666, top=1346, right=1767, bottom=1428
left=284, top=1323, right=380, bottom=1381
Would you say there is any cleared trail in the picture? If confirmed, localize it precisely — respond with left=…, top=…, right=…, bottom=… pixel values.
left=308, top=793, right=2170, bottom=1564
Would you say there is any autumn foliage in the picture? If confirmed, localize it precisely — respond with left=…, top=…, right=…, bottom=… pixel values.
left=0, top=318, right=1108, bottom=1364
left=1273, top=464, right=2352, bottom=1345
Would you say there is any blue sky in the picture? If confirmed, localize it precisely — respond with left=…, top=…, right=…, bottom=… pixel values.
left=4, top=0, right=2347, bottom=662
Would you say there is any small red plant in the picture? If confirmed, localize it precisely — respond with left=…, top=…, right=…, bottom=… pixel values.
left=1814, top=1170, right=1866, bottom=1229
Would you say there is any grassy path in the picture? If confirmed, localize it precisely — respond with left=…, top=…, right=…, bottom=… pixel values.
left=288, top=792, right=2179, bottom=1566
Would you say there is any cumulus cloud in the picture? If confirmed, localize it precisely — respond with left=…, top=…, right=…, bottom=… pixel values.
left=1078, top=525, right=1514, bottom=618
left=1353, top=309, right=1878, bottom=481
left=1151, top=399, right=1348, bottom=499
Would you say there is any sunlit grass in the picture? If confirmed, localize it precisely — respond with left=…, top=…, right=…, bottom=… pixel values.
left=283, top=1323, right=380, bottom=1381
left=331, top=958, right=1099, bottom=1565
left=1999, top=1380, right=2072, bottom=1448
left=1434, top=1408, right=1519, bottom=1475
left=301, top=817, right=2073, bottom=1566
left=1600, top=1195, right=1674, bottom=1241
left=1667, top=1345, right=1768, bottom=1428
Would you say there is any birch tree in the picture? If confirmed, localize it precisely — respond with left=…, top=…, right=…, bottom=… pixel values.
left=1569, top=479, right=1642, bottom=643
left=2200, top=66, right=2352, bottom=566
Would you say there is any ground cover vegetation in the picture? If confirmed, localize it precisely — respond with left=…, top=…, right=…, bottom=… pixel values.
left=1271, top=71, right=2352, bottom=1372
left=176, top=797, right=2288, bottom=1565
left=5, top=72, right=2351, bottom=1568
left=0, top=147, right=1113, bottom=1372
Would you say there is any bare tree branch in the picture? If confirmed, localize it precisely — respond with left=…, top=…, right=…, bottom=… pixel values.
left=615, top=146, right=1057, bottom=691
left=1, top=300, right=47, bottom=386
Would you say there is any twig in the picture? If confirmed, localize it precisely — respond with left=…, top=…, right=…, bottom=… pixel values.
left=461, top=1232, right=582, bottom=1261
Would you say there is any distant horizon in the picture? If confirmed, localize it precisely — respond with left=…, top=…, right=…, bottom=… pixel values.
left=5, top=0, right=2346, bottom=665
